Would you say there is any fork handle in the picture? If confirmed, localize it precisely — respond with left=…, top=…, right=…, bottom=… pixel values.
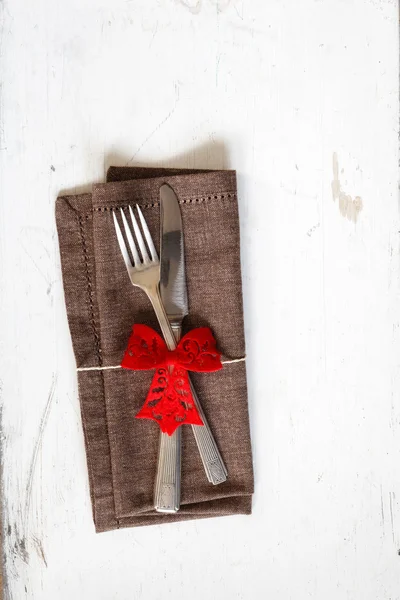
left=154, top=428, right=181, bottom=513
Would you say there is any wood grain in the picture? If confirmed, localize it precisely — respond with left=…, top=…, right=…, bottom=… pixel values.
left=0, top=0, right=399, bottom=598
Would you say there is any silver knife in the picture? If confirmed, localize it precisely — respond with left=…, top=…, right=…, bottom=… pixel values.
left=154, top=184, right=227, bottom=512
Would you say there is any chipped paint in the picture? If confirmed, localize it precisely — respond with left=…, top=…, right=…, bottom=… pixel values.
left=331, top=153, right=363, bottom=223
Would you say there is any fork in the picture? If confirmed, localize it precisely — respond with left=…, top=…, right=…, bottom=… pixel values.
left=113, top=205, right=181, bottom=512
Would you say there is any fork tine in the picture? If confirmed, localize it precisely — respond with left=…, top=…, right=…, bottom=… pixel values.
left=112, top=211, right=132, bottom=268
left=128, top=206, right=150, bottom=264
left=136, top=205, right=158, bottom=262
left=120, top=209, right=141, bottom=266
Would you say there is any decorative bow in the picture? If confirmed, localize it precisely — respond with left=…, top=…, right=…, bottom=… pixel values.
left=121, top=324, right=222, bottom=435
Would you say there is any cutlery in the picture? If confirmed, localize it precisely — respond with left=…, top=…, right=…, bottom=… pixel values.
left=112, top=196, right=228, bottom=512
left=157, top=184, right=227, bottom=492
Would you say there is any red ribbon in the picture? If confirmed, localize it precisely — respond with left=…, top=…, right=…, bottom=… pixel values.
left=121, top=324, right=222, bottom=435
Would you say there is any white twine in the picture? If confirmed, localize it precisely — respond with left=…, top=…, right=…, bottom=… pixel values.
left=77, top=356, right=246, bottom=372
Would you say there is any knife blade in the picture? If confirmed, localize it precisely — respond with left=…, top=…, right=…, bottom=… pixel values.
left=155, top=184, right=228, bottom=492
left=159, top=183, right=188, bottom=325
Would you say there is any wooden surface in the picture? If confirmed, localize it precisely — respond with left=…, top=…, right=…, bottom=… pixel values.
left=0, top=1, right=399, bottom=598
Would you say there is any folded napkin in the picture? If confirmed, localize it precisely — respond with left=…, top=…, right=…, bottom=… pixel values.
left=56, top=166, right=254, bottom=532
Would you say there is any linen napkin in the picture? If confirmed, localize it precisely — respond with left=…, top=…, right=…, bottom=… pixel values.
left=56, top=166, right=254, bottom=532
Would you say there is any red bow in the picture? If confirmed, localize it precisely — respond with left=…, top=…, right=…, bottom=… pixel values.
left=121, top=324, right=222, bottom=435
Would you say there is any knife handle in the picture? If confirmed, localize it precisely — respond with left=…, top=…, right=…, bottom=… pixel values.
left=167, top=323, right=227, bottom=483
left=189, top=378, right=228, bottom=485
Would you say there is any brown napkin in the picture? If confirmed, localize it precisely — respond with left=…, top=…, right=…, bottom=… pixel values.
left=56, top=167, right=254, bottom=532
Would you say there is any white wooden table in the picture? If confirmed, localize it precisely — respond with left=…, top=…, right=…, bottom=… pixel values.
left=1, top=1, right=399, bottom=598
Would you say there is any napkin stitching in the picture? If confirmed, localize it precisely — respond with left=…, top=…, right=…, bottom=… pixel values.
left=77, top=213, right=120, bottom=529
left=78, top=215, right=103, bottom=363
left=77, top=213, right=98, bottom=526
left=86, top=191, right=236, bottom=215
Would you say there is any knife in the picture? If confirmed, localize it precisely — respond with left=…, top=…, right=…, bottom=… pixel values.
left=154, top=184, right=227, bottom=512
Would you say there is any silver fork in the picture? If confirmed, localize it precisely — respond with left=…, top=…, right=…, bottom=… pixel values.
left=113, top=205, right=181, bottom=512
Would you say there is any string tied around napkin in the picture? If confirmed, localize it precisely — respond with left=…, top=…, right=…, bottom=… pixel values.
left=121, top=324, right=223, bottom=435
